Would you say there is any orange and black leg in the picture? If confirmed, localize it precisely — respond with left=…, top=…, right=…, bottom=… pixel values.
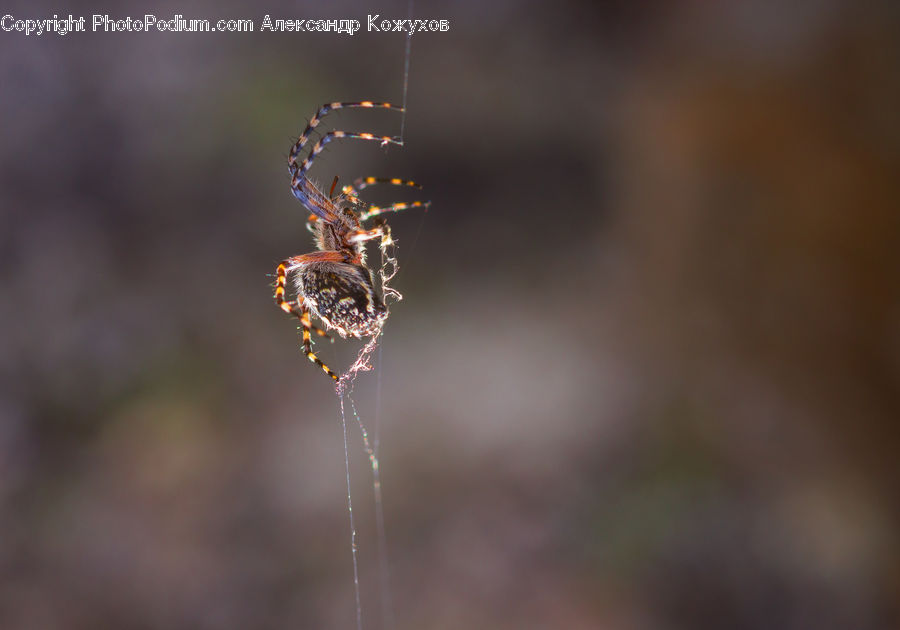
left=288, top=102, right=405, bottom=218
left=288, top=102, right=404, bottom=175
left=274, top=258, right=338, bottom=380
left=342, top=177, right=431, bottom=222
left=298, top=305, right=337, bottom=381
left=360, top=200, right=431, bottom=222
left=343, top=176, right=421, bottom=197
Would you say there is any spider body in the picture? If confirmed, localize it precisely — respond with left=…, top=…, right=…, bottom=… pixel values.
left=295, top=261, right=387, bottom=338
left=274, top=101, right=428, bottom=380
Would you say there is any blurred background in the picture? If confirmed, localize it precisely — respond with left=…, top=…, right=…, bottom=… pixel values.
left=1, top=1, right=898, bottom=628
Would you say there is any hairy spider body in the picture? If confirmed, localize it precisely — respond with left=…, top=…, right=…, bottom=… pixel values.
left=295, top=262, right=387, bottom=338
left=274, top=101, right=428, bottom=380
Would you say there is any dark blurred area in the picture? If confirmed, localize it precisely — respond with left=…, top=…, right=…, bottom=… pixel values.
left=1, top=1, right=898, bottom=628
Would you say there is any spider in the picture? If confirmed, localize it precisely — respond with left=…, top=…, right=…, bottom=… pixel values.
left=274, top=101, right=429, bottom=380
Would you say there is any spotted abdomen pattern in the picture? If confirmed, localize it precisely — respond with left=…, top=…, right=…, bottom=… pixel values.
left=297, top=263, right=387, bottom=338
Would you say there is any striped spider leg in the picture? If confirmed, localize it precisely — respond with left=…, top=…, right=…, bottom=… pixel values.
left=345, top=176, right=431, bottom=223
left=305, top=176, right=431, bottom=233
left=274, top=252, right=340, bottom=379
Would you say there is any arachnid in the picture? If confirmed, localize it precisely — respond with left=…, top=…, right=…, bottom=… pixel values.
left=274, top=101, right=428, bottom=380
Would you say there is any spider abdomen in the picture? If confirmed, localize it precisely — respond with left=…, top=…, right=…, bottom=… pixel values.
left=296, top=262, right=387, bottom=338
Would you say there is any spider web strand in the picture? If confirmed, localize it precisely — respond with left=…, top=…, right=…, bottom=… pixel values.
left=339, top=393, right=363, bottom=630
left=348, top=394, right=395, bottom=629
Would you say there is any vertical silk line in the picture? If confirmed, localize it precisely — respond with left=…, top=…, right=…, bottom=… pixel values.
left=399, top=0, right=413, bottom=144
left=350, top=392, right=395, bottom=629
left=399, top=33, right=411, bottom=144
left=374, top=10, right=410, bottom=626
left=340, top=393, right=363, bottom=630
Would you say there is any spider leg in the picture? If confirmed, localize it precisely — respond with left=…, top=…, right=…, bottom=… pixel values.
left=288, top=101, right=403, bottom=173
left=348, top=226, right=386, bottom=244
left=359, top=200, right=431, bottom=222
left=276, top=251, right=349, bottom=323
left=299, top=305, right=338, bottom=381
left=274, top=258, right=332, bottom=339
left=340, top=176, right=431, bottom=222
left=275, top=258, right=339, bottom=380
left=288, top=102, right=404, bottom=218
left=291, top=130, right=403, bottom=180
left=292, top=176, right=345, bottom=224
left=342, top=176, right=421, bottom=200
left=302, top=175, right=343, bottom=233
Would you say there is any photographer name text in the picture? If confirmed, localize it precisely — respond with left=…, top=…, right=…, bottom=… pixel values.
left=1, top=13, right=449, bottom=36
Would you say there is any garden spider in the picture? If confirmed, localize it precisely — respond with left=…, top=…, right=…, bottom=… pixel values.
left=274, top=101, right=428, bottom=380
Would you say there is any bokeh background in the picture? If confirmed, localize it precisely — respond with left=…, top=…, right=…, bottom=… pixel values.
left=1, top=1, right=898, bottom=628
